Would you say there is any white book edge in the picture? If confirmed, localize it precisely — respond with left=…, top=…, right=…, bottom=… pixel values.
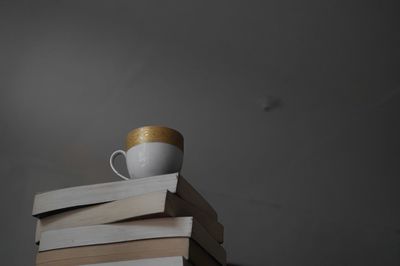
left=39, top=217, right=193, bottom=251
left=33, top=173, right=179, bottom=216
left=39, top=216, right=226, bottom=265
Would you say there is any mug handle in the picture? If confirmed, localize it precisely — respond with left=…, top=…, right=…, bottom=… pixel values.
left=109, top=150, right=130, bottom=180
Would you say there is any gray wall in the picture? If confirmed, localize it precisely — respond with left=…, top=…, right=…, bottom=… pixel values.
left=1, top=1, right=399, bottom=265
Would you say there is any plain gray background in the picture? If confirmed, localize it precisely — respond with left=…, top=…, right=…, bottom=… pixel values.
left=1, top=1, right=399, bottom=265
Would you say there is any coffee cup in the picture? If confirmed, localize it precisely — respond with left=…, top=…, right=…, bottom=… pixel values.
left=110, top=126, right=184, bottom=180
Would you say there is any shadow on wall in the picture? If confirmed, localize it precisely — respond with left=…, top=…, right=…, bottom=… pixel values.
left=257, top=95, right=283, bottom=112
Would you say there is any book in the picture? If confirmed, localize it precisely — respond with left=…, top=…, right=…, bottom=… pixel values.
left=36, top=238, right=224, bottom=266
left=32, top=173, right=217, bottom=220
left=79, top=256, right=192, bottom=266
left=39, top=217, right=225, bottom=264
left=36, top=191, right=223, bottom=244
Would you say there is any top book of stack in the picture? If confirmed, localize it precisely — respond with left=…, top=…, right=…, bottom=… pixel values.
left=33, top=173, right=217, bottom=220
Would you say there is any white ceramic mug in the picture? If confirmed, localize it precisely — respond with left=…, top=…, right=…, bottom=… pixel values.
left=110, top=126, right=184, bottom=180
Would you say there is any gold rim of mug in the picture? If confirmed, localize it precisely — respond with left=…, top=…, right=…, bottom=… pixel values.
left=126, top=126, right=184, bottom=152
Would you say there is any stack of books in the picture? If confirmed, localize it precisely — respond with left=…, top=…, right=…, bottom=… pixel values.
left=32, top=173, right=226, bottom=266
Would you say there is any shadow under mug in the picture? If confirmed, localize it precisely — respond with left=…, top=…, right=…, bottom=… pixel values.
left=110, top=126, right=184, bottom=180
